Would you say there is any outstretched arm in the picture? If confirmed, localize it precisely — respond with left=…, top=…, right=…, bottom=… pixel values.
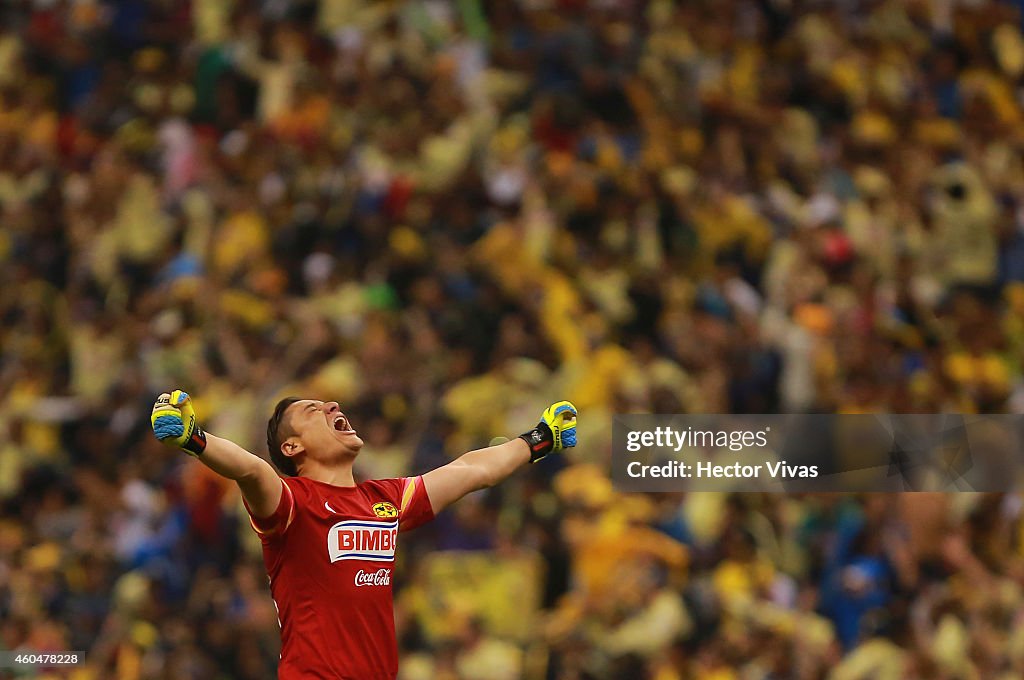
left=152, top=390, right=283, bottom=518
left=422, top=438, right=531, bottom=514
left=422, top=401, right=577, bottom=514
left=201, top=433, right=283, bottom=518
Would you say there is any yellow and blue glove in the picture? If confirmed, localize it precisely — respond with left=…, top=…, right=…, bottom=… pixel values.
left=151, top=390, right=207, bottom=457
left=518, top=400, right=577, bottom=463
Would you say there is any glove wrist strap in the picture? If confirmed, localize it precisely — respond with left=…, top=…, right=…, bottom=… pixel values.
left=518, top=421, right=554, bottom=463
left=182, top=425, right=207, bottom=457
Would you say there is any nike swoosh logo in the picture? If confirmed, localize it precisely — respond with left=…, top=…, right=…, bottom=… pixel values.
left=325, top=501, right=337, bottom=514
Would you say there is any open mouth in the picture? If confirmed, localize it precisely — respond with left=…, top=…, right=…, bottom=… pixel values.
left=332, top=414, right=352, bottom=432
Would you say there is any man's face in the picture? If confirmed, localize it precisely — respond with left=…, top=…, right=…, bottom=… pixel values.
left=283, top=399, right=363, bottom=467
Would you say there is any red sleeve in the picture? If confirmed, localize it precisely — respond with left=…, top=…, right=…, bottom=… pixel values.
left=242, top=477, right=296, bottom=542
left=397, top=475, right=434, bottom=533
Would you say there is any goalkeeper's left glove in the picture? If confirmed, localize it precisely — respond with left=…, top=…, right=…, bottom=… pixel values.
left=151, top=389, right=207, bottom=457
left=518, top=400, right=577, bottom=463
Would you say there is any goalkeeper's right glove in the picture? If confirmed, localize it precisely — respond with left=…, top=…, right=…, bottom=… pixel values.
left=151, top=389, right=207, bottom=457
left=518, top=400, right=578, bottom=463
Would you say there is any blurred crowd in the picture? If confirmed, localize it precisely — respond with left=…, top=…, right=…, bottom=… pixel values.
left=5, top=0, right=1024, bottom=678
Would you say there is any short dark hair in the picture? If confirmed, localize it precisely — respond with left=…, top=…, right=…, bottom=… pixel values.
left=267, top=397, right=301, bottom=477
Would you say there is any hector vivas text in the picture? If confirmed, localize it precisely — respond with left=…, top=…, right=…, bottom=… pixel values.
left=624, top=426, right=819, bottom=480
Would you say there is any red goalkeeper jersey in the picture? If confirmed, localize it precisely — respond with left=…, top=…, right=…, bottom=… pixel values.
left=244, top=474, right=435, bottom=679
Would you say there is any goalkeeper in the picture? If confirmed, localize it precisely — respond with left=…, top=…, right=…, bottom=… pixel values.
left=151, top=389, right=576, bottom=680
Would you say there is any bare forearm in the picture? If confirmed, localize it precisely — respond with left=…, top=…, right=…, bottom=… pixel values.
left=422, top=438, right=531, bottom=514
left=456, top=438, right=531, bottom=491
left=198, top=433, right=267, bottom=480
left=198, top=433, right=283, bottom=517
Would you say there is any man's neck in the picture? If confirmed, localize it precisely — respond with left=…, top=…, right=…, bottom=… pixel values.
left=299, top=461, right=356, bottom=487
